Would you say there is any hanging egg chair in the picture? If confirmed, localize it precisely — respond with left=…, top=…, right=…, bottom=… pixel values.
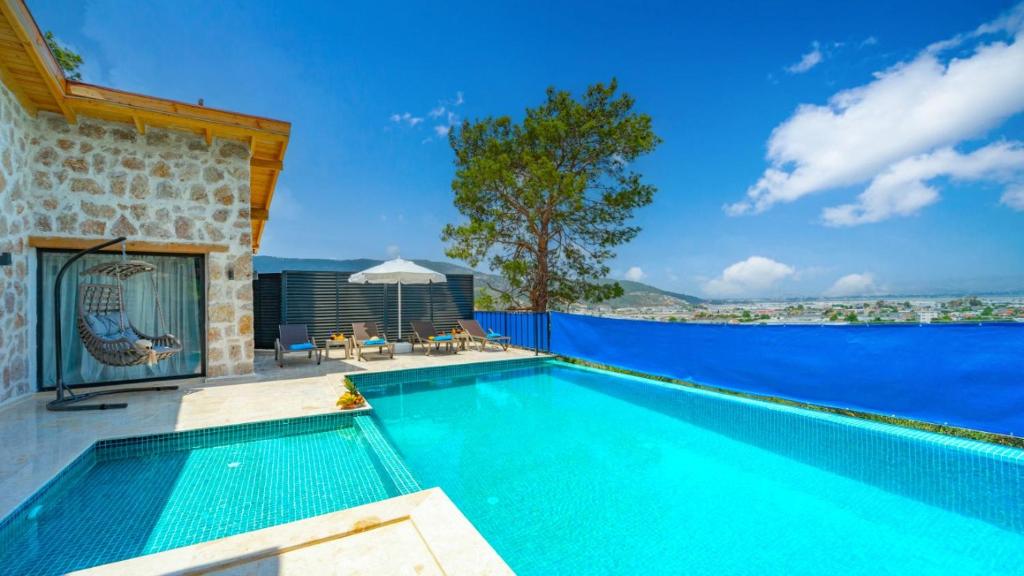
left=77, top=259, right=183, bottom=367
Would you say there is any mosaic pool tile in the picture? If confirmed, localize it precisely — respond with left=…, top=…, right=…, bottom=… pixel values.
left=0, top=412, right=414, bottom=576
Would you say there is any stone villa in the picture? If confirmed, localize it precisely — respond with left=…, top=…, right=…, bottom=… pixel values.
left=0, top=0, right=290, bottom=404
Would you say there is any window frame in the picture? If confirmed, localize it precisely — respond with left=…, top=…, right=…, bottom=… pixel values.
left=35, top=248, right=207, bottom=391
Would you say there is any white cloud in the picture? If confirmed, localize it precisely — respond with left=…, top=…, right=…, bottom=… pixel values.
left=624, top=266, right=646, bottom=281
left=386, top=245, right=400, bottom=258
left=823, top=142, right=1024, bottom=225
left=825, top=273, right=877, bottom=297
left=399, top=92, right=464, bottom=142
left=703, top=256, right=795, bottom=297
left=389, top=112, right=423, bottom=127
left=728, top=7, right=1024, bottom=221
left=1001, top=184, right=1024, bottom=210
left=786, top=42, right=823, bottom=74
left=861, top=36, right=878, bottom=48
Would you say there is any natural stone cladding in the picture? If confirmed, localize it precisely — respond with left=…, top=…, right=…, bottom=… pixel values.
left=0, top=79, right=257, bottom=401
left=0, top=80, right=32, bottom=403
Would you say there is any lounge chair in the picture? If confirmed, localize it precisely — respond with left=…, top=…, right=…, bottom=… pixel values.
left=352, top=321, right=395, bottom=361
left=458, top=319, right=511, bottom=351
left=275, top=324, right=321, bottom=367
left=410, top=320, right=456, bottom=356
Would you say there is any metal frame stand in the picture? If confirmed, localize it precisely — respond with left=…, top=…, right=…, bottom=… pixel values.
left=47, top=237, right=178, bottom=411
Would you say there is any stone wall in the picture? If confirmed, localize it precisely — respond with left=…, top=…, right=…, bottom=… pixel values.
left=0, top=80, right=256, bottom=400
left=27, top=114, right=255, bottom=380
left=0, top=82, right=32, bottom=403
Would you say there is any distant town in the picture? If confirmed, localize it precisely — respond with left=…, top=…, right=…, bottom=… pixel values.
left=570, top=295, right=1024, bottom=324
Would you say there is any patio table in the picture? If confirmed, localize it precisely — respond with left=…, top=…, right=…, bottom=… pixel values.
left=323, top=337, right=351, bottom=359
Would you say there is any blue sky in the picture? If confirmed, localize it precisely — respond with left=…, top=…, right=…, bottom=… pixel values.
left=34, top=0, right=1024, bottom=298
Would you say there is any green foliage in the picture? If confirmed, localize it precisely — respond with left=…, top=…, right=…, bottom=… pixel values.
left=474, top=289, right=498, bottom=311
left=44, top=31, right=83, bottom=81
left=844, top=312, right=859, bottom=323
left=442, top=79, right=661, bottom=311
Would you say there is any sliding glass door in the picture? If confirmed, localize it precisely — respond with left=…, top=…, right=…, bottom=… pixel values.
left=37, top=250, right=205, bottom=389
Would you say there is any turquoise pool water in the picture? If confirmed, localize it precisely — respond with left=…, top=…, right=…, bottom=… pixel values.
left=360, top=360, right=1024, bottom=575
left=0, top=413, right=415, bottom=576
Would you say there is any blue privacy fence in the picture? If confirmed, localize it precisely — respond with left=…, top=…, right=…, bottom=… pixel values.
left=479, top=311, right=1024, bottom=437
left=474, top=311, right=550, bottom=352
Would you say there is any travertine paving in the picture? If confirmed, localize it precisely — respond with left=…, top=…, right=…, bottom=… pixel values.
left=0, top=346, right=537, bottom=519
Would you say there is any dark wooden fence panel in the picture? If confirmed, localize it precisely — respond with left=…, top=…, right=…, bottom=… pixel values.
left=252, top=273, right=281, bottom=349
left=253, top=271, right=474, bottom=347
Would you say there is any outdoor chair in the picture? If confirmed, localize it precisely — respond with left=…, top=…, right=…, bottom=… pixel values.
left=458, top=319, right=511, bottom=351
left=352, top=321, right=396, bottom=361
left=410, top=320, right=456, bottom=356
left=275, top=324, right=321, bottom=368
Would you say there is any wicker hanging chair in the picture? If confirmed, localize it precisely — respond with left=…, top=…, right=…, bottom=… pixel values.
left=76, top=260, right=183, bottom=367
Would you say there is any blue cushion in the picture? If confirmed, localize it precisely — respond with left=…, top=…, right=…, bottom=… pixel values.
left=363, top=338, right=387, bottom=346
left=86, top=312, right=122, bottom=338
left=431, top=335, right=453, bottom=342
left=288, top=342, right=314, bottom=351
left=86, top=313, right=140, bottom=342
left=486, top=332, right=504, bottom=339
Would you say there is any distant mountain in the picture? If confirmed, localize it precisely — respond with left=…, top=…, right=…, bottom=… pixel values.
left=599, top=280, right=703, bottom=307
left=253, top=256, right=702, bottom=308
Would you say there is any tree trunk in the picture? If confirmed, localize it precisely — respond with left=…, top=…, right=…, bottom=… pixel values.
left=532, top=233, right=549, bottom=312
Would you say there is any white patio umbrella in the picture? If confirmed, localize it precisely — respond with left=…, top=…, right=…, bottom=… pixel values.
left=348, top=257, right=446, bottom=340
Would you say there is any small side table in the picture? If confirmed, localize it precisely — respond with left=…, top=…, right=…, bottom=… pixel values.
left=452, top=332, right=473, bottom=351
left=324, top=337, right=351, bottom=359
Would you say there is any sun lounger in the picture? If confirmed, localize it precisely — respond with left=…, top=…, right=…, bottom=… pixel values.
left=410, top=320, right=456, bottom=356
left=352, top=321, right=395, bottom=361
left=275, top=324, right=321, bottom=367
left=458, top=319, right=511, bottom=351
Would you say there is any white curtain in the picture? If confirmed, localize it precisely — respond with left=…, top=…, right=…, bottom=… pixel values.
left=39, top=251, right=204, bottom=388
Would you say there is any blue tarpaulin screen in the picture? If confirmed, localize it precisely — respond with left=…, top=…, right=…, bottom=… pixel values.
left=549, top=312, right=1024, bottom=436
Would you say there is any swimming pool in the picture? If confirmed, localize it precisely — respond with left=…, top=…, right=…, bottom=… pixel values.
left=358, top=358, right=1024, bottom=575
left=0, top=412, right=418, bottom=576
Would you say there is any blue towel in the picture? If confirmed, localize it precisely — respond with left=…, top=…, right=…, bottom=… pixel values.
left=432, top=335, right=453, bottom=342
left=363, top=338, right=387, bottom=346
left=288, top=342, right=314, bottom=351
left=487, top=332, right=504, bottom=339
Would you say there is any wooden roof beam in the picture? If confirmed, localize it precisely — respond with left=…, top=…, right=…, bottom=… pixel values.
left=251, top=208, right=269, bottom=221
left=251, top=157, right=283, bottom=170
left=65, top=81, right=290, bottom=136
left=132, top=115, right=145, bottom=134
left=0, top=0, right=74, bottom=122
left=29, top=236, right=228, bottom=254
left=65, top=95, right=289, bottom=144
